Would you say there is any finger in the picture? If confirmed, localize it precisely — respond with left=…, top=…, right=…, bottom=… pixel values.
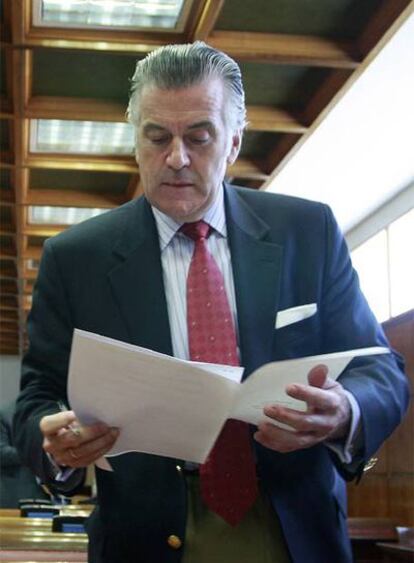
left=54, top=428, right=119, bottom=468
left=285, top=383, right=339, bottom=411
left=254, top=422, right=317, bottom=453
left=71, top=428, right=119, bottom=462
left=43, top=421, right=112, bottom=457
left=40, top=411, right=78, bottom=437
left=264, top=405, right=332, bottom=435
left=307, top=364, right=329, bottom=388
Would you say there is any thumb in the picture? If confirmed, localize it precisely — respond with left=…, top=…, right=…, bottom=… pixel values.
left=308, top=364, right=328, bottom=388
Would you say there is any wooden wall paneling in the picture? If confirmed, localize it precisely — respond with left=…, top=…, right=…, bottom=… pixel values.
left=389, top=474, right=414, bottom=525
left=347, top=310, right=414, bottom=526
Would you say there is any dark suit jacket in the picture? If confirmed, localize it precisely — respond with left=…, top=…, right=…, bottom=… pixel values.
left=14, top=185, right=409, bottom=563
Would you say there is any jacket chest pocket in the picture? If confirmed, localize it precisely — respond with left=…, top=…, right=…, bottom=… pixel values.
left=273, top=315, right=321, bottom=360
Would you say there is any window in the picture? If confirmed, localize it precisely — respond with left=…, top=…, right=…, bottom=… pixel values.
left=388, top=208, right=414, bottom=317
left=351, top=209, right=414, bottom=322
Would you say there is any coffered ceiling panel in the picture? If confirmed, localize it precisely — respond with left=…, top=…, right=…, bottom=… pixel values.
left=0, top=0, right=412, bottom=354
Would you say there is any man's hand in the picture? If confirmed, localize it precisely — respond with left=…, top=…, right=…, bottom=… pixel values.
left=40, top=411, right=119, bottom=468
left=254, top=365, right=351, bottom=453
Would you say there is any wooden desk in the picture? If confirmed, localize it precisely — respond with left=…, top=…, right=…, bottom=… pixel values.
left=377, top=542, right=414, bottom=562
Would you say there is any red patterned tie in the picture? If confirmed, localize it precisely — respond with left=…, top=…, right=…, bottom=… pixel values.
left=181, top=220, right=258, bottom=526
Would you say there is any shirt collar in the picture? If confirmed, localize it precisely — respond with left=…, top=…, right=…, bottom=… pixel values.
left=152, top=183, right=227, bottom=251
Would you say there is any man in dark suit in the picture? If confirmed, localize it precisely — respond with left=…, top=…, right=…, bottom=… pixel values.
left=14, top=42, right=409, bottom=563
left=0, top=401, right=49, bottom=507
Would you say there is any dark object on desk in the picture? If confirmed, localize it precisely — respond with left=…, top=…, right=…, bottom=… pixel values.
left=18, top=497, right=53, bottom=507
left=20, top=503, right=60, bottom=519
left=52, top=514, right=87, bottom=533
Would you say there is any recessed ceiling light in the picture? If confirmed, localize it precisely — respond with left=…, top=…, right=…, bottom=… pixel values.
left=33, top=0, right=188, bottom=31
left=30, top=119, right=135, bottom=155
left=28, top=206, right=108, bottom=225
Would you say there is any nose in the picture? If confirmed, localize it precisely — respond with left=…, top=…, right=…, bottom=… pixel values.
left=166, top=138, right=190, bottom=170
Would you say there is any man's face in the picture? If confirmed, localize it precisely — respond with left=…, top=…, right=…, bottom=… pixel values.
left=135, top=78, right=241, bottom=223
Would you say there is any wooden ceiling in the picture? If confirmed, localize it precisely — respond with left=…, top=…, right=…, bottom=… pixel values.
left=0, top=0, right=413, bottom=355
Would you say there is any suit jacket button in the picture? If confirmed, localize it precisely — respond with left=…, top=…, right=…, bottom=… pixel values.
left=167, top=535, right=182, bottom=549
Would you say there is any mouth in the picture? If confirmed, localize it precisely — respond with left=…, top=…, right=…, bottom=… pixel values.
left=162, top=182, right=194, bottom=188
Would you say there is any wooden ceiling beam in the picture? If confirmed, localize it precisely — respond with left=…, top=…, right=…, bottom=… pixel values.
left=0, top=281, right=18, bottom=294
left=22, top=225, right=65, bottom=238
left=24, top=154, right=138, bottom=174
left=0, top=190, right=15, bottom=205
left=264, top=134, right=310, bottom=184
left=191, top=0, right=225, bottom=41
left=0, top=267, right=17, bottom=279
left=0, top=225, right=16, bottom=236
left=10, top=34, right=32, bottom=352
left=357, top=0, right=413, bottom=59
left=25, top=188, right=124, bottom=208
left=0, top=337, right=19, bottom=346
left=228, top=158, right=268, bottom=181
left=0, top=150, right=14, bottom=165
left=26, top=96, right=126, bottom=122
left=1, top=0, right=11, bottom=43
left=208, top=31, right=360, bottom=68
left=0, top=251, right=17, bottom=261
left=0, top=308, right=18, bottom=319
left=0, top=334, right=19, bottom=344
left=21, top=24, right=183, bottom=54
left=0, top=161, right=15, bottom=170
left=10, top=0, right=28, bottom=46
left=23, top=246, right=42, bottom=260
left=23, top=153, right=266, bottom=178
left=261, top=2, right=414, bottom=189
left=126, top=175, right=144, bottom=201
left=0, top=348, right=20, bottom=355
left=1, top=322, right=19, bottom=333
left=0, top=297, right=19, bottom=309
left=0, top=95, right=13, bottom=117
left=26, top=96, right=308, bottom=134
left=21, top=270, right=37, bottom=281
left=247, top=106, right=307, bottom=133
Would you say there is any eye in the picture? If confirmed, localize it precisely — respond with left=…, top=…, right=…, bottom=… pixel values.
left=149, top=136, right=169, bottom=145
left=188, top=133, right=210, bottom=145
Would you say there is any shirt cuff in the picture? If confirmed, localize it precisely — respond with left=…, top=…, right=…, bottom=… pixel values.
left=325, top=389, right=361, bottom=464
left=46, top=452, right=76, bottom=482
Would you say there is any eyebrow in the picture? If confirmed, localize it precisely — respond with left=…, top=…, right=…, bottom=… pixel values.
left=142, top=123, right=168, bottom=135
left=142, top=121, right=215, bottom=135
left=187, top=121, right=215, bottom=132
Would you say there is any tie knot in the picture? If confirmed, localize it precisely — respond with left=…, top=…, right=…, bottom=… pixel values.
left=180, top=220, right=211, bottom=242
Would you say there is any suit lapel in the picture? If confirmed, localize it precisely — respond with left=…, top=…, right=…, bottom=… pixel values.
left=107, top=198, right=173, bottom=356
left=225, top=186, right=283, bottom=378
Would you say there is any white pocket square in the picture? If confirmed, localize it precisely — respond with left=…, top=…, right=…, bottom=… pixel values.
left=275, top=303, right=317, bottom=329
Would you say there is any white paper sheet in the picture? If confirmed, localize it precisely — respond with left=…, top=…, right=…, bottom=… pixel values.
left=68, top=329, right=389, bottom=465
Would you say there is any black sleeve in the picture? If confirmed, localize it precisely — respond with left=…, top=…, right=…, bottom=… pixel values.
left=13, top=240, right=85, bottom=494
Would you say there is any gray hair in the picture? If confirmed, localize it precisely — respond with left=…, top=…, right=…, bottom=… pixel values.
left=126, top=41, right=246, bottom=134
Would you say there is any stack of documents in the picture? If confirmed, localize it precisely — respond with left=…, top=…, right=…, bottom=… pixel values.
left=68, top=329, right=388, bottom=464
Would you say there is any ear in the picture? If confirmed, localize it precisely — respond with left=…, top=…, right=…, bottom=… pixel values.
left=226, top=130, right=242, bottom=165
left=133, top=128, right=140, bottom=165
